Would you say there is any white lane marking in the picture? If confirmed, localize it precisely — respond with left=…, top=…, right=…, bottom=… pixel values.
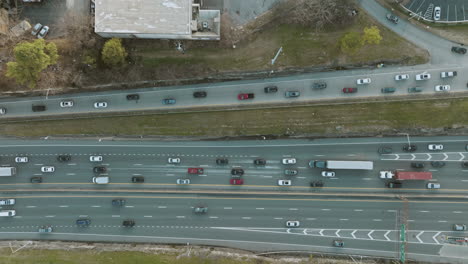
left=339, top=219, right=348, bottom=221
left=433, top=232, right=441, bottom=244
left=347, top=154, right=356, bottom=156
left=373, top=219, right=382, bottom=221
left=297, top=167, right=306, bottom=169
left=303, top=229, right=308, bottom=235
left=125, top=206, right=134, bottom=208
left=209, top=216, right=218, bottom=219
left=26, top=206, right=37, bottom=208
left=387, top=210, right=397, bottom=212
left=319, top=229, right=324, bottom=236
left=315, top=155, right=325, bottom=157
left=408, top=220, right=415, bottom=222
left=362, top=178, right=372, bottom=180
left=132, top=174, right=142, bottom=176
left=321, top=209, right=331, bottom=211
left=176, top=216, right=185, bottom=219
left=67, top=163, right=77, bottom=166
left=242, top=217, right=251, bottom=220
left=453, top=211, right=463, bottom=214
left=79, top=215, right=88, bottom=217
left=438, top=220, right=447, bottom=223
left=297, top=177, right=306, bottom=179
left=144, top=216, right=152, bottom=218
left=45, top=215, right=55, bottom=218
left=133, top=164, right=142, bottom=166
left=351, top=230, right=357, bottom=238
left=66, top=173, right=76, bottom=176
left=289, top=208, right=298, bottom=211
left=111, top=215, right=120, bottom=218
left=91, top=205, right=101, bottom=208
left=261, top=176, right=273, bottom=178
left=384, top=231, right=391, bottom=241
left=34, top=164, right=43, bottom=166
left=335, top=230, right=341, bottom=237
left=166, top=174, right=175, bottom=176
left=59, top=205, right=68, bottom=208
left=256, top=208, right=264, bottom=210
left=274, top=218, right=283, bottom=220
left=224, top=207, right=232, bottom=210
left=158, top=206, right=167, bottom=209
left=306, top=218, right=316, bottom=220
left=416, top=231, right=424, bottom=243
left=419, top=211, right=429, bottom=213
left=354, top=209, right=363, bottom=212
left=368, top=230, right=374, bottom=240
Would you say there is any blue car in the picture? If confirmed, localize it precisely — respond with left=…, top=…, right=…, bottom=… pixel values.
left=162, top=98, right=176, bottom=105
left=76, top=219, right=91, bottom=226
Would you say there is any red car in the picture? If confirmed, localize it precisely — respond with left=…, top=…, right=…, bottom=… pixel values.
left=342, top=87, right=357, bottom=93
left=187, top=168, right=204, bottom=174
left=230, top=178, right=244, bottom=185
left=237, top=93, right=255, bottom=100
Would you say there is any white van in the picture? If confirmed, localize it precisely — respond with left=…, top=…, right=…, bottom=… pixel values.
left=92, top=176, right=109, bottom=184
left=0, top=210, right=16, bottom=216
left=0, top=199, right=15, bottom=205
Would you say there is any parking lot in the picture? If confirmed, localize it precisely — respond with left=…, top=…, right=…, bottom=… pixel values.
left=403, top=0, right=468, bottom=22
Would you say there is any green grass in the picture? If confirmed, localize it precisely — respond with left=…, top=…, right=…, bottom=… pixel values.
left=2, top=98, right=467, bottom=137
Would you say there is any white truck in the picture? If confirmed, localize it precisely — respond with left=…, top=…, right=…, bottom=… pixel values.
left=440, top=71, right=457, bottom=78
left=0, top=167, right=16, bottom=177
left=0, top=210, right=16, bottom=217
left=310, top=160, right=373, bottom=170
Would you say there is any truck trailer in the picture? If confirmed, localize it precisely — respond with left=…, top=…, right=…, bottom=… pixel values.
left=310, top=160, right=373, bottom=170
left=0, top=167, right=16, bottom=177
left=380, top=171, right=432, bottom=180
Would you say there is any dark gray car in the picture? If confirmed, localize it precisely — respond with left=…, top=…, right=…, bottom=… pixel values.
left=285, top=91, right=300, bottom=98
left=312, top=81, right=327, bottom=89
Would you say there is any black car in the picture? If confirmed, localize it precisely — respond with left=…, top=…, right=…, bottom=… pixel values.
left=131, top=176, right=145, bottom=183
left=310, top=181, right=324, bottom=187
left=462, top=161, right=468, bottom=168
left=193, top=91, right=207, bottom=98
left=264, top=86, right=278, bottom=93
left=403, top=144, right=417, bottom=152
left=76, top=218, right=91, bottom=226
left=112, top=199, right=125, bottom=206
left=93, top=166, right=107, bottom=173
left=386, top=13, right=399, bottom=24
left=411, top=162, right=424, bottom=168
left=254, top=158, right=266, bottom=165
left=57, top=155, right=71, bottom=162
left=30, top=177, right=42, bottom=183
left=378, top=146, right=392, bottom=154
left=312, top=81, right=327, bottom=89
left=122, top=220, right=135, bottom=227
left=231, top=168, right=244, bottom=177
left=216, top=158, right=228, bottom=165
left=32, top=105, right=46, bottom=112
left=452, top=46, right=467, bottom=55
left=430, top=161, right=445, bottom=168
left=126, top=94, right=140, bottom=100
left=387, top=181, right=402, bottom=188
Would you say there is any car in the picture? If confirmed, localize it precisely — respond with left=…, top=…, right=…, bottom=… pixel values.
left=411, top=162, right=424, bottom=168
left=15, top=157, right=28, bottom=163
left=342, top=87, right=357, bottom=93
left=230, top=178, right=244, bottom=185
left=193, top=91, right=207, bottom=98
left=408, top=87, right=422, bottom=93
left=41, top=166, right=55, bottom=173
left=310, top=181, right=324, bottom=187
left=285, top=221, right=300, bottom=227
left=440, top=71, right=457, bottom=78
left=433, top=6, right=441, bottom=20
left=37, top=25, right=49, bottom=39
left=176, top=178, right=191, bottom=184
left=216, top=158, right=228, bottom=165
left=94, top=102, right=108, bottom=108
left=57, top=155, right=71, bottom=162
left=38, top=226, right=53, bottom=233
left=238, top=93, right=255, bottom=100
left=126, top=94, right=139, bottom=100
left=31, top=23, right=43, bottom=36
left=168, top=157, right=181, bottom=164
left=356, top=78, right=371, bottom=85
left=90, top=0, right=95, bottom=14
left=76, top=218, right=91, bottom=226
left=0, top=107, right=6, bottom=115
left=92, top=176, right=109, bottom=184
left=321, top=171, right=335, bottom=177
left=0, top=199, right=15, bottom=205
left=462, top=161, right=468, bottom=168
left=453, top=224, right=467, bottom=231
left=282, top=158, right=296, bottom=165
left=386, top=13, right=399, bottom=24
left=277, top=179, right=292, bottom=186
left=435, top=85, right=450, bottom=92
left=285, top=91, right=300, bottom=98
left=254, top=158, right=266, bottom=165
left=32, top=105, right=46, bottom=112
left=193, top=206, right=208, bottom=214
left=90, top=156, right=103, bottom=162
left=403, top=144, right=417, bottom=152
left=60, top=100, right=74, bottom=107
left=93, top=166, right=107, bottom=173
left=381, top=87, right=396, bottom=93
left=430, top=161, right=445, bottom=168
left=394, top=74, right=409, bottom=81
left=428, top=144, right=443, bottom=151
left=112, top=199, right=125, bottom=206
left=162, top=98, right=176, bottom=105
left=333, top=240, right=344, bottom=247
left=131, top=176, right=145, bottom=183
left=379, top=171, right=394, bottom=179
left=122, top=220, right=135, bottom=227
left=387, top=181, right=402, bottom=188
left=264, top=86, right=278, bottom=93
left=284, top=169, right=298, bottom=176
left=312, top=81, right=327, bottom=89
left=451, top=46, right=467, bottom=55
left=231, top=168, right=244, bottom=176
left=415, top=73, right=431, bottom=81
left=426, top=182, right=441, bottom=189
left=187, top=168, right=204, bottom=174
left=378, top=146, right=392, bottom=154
left=30, top=177, right=42, bottom=183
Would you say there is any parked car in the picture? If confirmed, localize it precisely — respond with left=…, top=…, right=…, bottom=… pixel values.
left=433, top=6, right=441, bottom=20
left=408, top=87, right=422, bottom=93
left=162, top=98, right=176, bottom=105
left=356, top=78, right=371, bottom=85
left=284, top=169, right=298, bottom=176
left=403, top=144, right=417, bottom=152
left=15, top=157, right=28, bottom=163
left=57, top=155, right=71, bottom=162
left=31, top=23, right=43, bottom=36
left=378, top=146, right=392, bottom=154
left=312, top=81, right=327, bottom=89
left=342, top=87, right=357, bottom=93
left=282, top=158, right=296, bottom=165
left=122, top=219, right=135, bottom=227
left=254, top=158, right=266, bottom=165
left=264, top=86, right=278, bottom=93
left=430, top=161, right=445, bottom=168
left=176, top=178, right=191, bottom=184
left=321, top=171, right=335, bottom=177
left=285, top=91, right=300, bottom=98
left=37, top=26, right=49, bottom=39
left=411, top=162, right=424, bottom=168
left=94, top=102, right=108, bottom=108
left=126, top=94, right=139, bottom=100
left=230, top=178, right=244, bottom=185
left=310, top=181, right=324, bottom=187
left=451, top=46, right=467, bottom=54
left=386, top=13, right=399, bottom=24
left=231, top=168, right=244, bottom=176
left=131, top=176, right=145, bottom=183
left=168, top=157, right=181, bottom=164
left=394, top=74, right=409, bottom=81
left=428, top=144, right=443, bottom=150
left=381, top=87, right=396, bottom=93
left=90, top=156, right=103, bottom=162
left=426, top=182, right=441, bottom=189
left=435, top=85, right=450, bottom=92
left=193, top=91, right=207, bottom=98
left=277, top=179, right=292, bottom=186
left=415, top=73, right=431, bottom=80
left=238, top=93, right=254, bottom=100
left=30, top=177, right=43, bottom=183
left=93, top=166, right=107, bottom=173
left=112, top=199, right=125, bottom=206
left=285, top=221, right=300, bottom=227
left=187, top=168, right=204, bottom=174
left=41, top=166, right=55, bottom=173
left=216, top=158, right=228, bottom=165
left=60, top=100, right=74, bottom=107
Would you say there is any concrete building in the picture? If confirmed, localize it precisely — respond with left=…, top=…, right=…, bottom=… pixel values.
left=95, top=0, right=220, bottom=40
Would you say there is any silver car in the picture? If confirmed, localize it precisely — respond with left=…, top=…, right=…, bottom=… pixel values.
left=168, top=157, right=181, bottom=164
left=94, top=102, right=108, bottom=108
left=176, top=179, right=190, bottom=184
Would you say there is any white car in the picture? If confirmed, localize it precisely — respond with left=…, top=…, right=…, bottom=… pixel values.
left=285, top=221, right=300, bottom=227
left=41, top=166, right=55, bottom=173
left=89, top=156, right=103, bottom=162
left=15, top=157, right=28, bottom=163
left=321, top=171, right=335, bottom=177
left=282, top=158, right=296, bottom=165
left=92, top=176, right=109, bottom=184
left=394, top=74, right=409, bottom=81
left=357, top=78, right=371, bottom=85
left=0, top=108, right=6, bottom=115
left=415, top=73, right=431, bottom=80
left=434, top=85, right=450, bottom=92
left=440, top=71, right=457, bottom=78
left=433, top=7, right=441, bottom=21
left=428, top=144, right=443, bottom=150
left=427, top=182, right=441, bottom=189
left=60, top=100, right=74, bottom=108
left=31, top=23, right=42, bottom=36
left=168, top=157, right=181, bottom=164
left=379, top=171, right=394, bottom=179
left=94, top=102, right=108, bottom=108
left=0, top=199, right=15, bottom=206
left=277, top=179, right=292, bottom=186
left=176, top=179, right=190, bottom=184
left=37, top=25, right=49, bottom=39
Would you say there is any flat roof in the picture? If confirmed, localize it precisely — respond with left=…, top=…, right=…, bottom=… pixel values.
left=95, top=0, right=191, bottom=36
